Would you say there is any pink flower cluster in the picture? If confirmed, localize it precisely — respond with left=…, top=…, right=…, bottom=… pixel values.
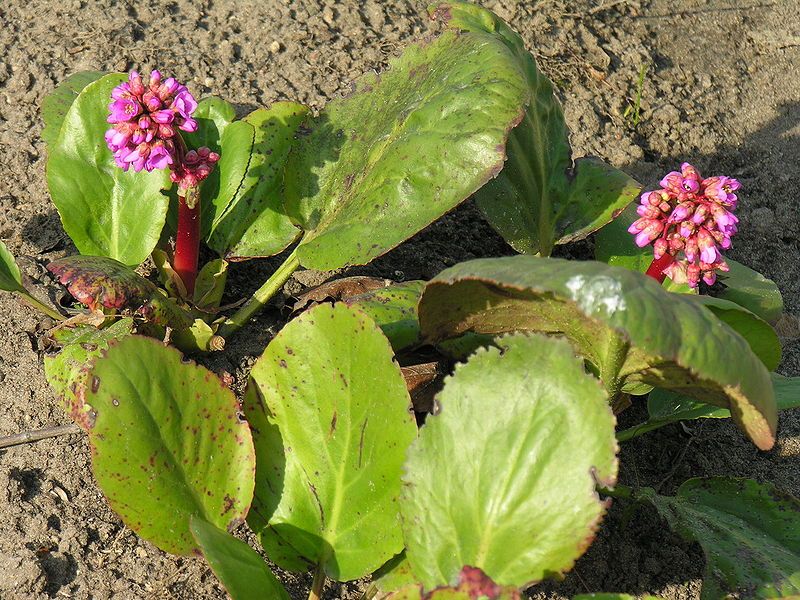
left=629, top=162, right=740, bottom=287
left=105, top=70, right=198, bottom=172
left=170, top=147, right=220, bottom=191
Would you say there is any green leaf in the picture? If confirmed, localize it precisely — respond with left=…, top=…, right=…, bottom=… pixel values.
left=183, top=97, right=236, bottom=151
left=433, top=3, right=640, bottom=256
left=201, top=120, right=255, bottom=239
left=0, top=239, right=24, bottom=293
left=283, top=25, right=529, bottom=270
left=373, top=553, right=418, bottom=595
left=684, top=295, right=781, bottom=371
left=400, top=333, right=617, bottom=588
left=418, top=256, right=777, bottom=450
left=594, top=204, right=695, bottom=294
left=44, top=318, right=135, bottom=413
left=719, top=259, right=784, bottom=324
left=46, top=74, right=170, bottom=265
left=41, top=71, right=106, bottom=150
left=193, top=258, right=228, bottom=309
left=208, top=103, right=306, bottom=259
left=189, top=517, right=290, bottom=600
left=47, top=255, right=193, bottom=329
left=617, top=373, right=800, bottom=442
left=345, top=280, right=425, bottom=352
left=81, top=336, right=255, bottom=555
left=640, top=478, right=800, bottom=599
left=244, top=303, right=417, bottom=581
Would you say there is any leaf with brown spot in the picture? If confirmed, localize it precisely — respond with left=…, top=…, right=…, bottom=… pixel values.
left=388, top=566, right=521, bottom=599
left=400, top=333, right=618, bottom=588
left=291, top=276, right=393, bottom=314
left=82, top=335, right=255, bottom=555
left=245, top=303, right=417, bottom=581
left=48, top=255, right=192, bottom=329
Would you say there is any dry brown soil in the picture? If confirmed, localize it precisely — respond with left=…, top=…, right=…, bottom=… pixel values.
left=1, top=0, right=799, bottom=598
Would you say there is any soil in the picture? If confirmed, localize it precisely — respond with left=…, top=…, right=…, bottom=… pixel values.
left=0, top=0, right=798, bottom=598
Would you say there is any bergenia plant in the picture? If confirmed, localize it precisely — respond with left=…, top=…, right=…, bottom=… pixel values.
left=1, top=2, right=799, bottom=600
left=629, top=162, right=740, bottom=287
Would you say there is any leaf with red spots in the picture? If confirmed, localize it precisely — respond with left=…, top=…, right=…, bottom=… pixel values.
left=47, top=255, right=192, bottom=329
left=244, top=303, right=417, bottom=581
left=400, top=333, right=617, bottom=589
left=639, top=478, right=800, bottom=598
left=80, top=335, right=255, bottom=555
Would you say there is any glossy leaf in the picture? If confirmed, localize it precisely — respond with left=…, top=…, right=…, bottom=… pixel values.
left=418, top=256, right=777, bottom=450
left=46, top=74, right=169, bottom=265
left=208, top=103, right=306, bottom=259
left=44, top=317, right=135, bottom=412
left=685, top=295, right=781, bottom=371
left=594, top=204, right=695, bottom=294
left=0, top=239, right=24, bottom=293
left=190, top=517, right=290, bottom=600
left=388, top=566, right=521, bottom=600
left=41, top=71, right=106, bottom=150
left=640, top=478, right=800, bottom=599
left=283, top=24, right=528, bottom=270
left=401, top=334, right=617, bottom=588
left=201, top=120, right=255, bottom=239
left=345, top=280, right=425, bottom=352
left=81, top=336, right=255, bottom=554
left=244, top=303, right=417, bottom=581
left=432, top=3, right=640, bottom=256
left=47, top=255, right=192, bottom=329
left=373, top=553, right=418, bottom=595
left=183, top=97, right=236, bottom=151
left=719, top=259, right=784, bottom=324
left=617, top=373, right=800, bottom=442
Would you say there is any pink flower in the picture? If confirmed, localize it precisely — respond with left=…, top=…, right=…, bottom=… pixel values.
left=629, top=162, right=740, bottom=288
left=105, top=70, right=198, bottom=173
left=170, top=147, right=220, bottom=190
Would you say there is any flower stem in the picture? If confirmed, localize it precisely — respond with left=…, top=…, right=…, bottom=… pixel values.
left=645, top=252, right=673, bottom=284
left=174, top=186, right=201, bottom=296
left=218, top=247, right=301, bottom=338
left=18, top=291, right=64, bottom=321
left=308, top=563, right=325, bottom=600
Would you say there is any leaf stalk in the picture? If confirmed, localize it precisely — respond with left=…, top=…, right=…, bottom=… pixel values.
left=18, top=291, right=65, bottom=321
left=308, top=563, right=326, bottom=600
left=218, top=247, right=301, bottom=338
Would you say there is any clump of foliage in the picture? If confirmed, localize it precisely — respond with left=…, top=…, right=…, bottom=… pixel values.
left=1, top=2, right=797, bottom=599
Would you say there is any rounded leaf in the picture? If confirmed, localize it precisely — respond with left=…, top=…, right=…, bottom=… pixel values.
left=244, top=303, right=417, bottom=581
left=418, top=256, right=777, bottom=450
left=284, top=26, right=529, bottom=270
left=400, top=333, right=617, bottom=588
left=81, top=335, right=255, bottom=555
left=41, top=71, right=106, bottom=150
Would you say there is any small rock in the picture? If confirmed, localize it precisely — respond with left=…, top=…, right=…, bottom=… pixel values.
left=269, top=40, right=281, bottom=53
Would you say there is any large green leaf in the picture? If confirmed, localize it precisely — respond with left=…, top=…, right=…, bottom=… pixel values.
left=244, top=303, right=417, bottom=581
left=685, top=295, right=781, bottom=371
left=47, top=255, right=192, bottom=329
left=208, top=103, right=306, bottom=259
left=44, top=318, right=135, bottom=412
left=640, top=478, right=800, bottom=599
left=80, top=336, right=255, bottom=554
left=183, top=97, right=236, bottom=151
left=41, top=71, right=106, bottom=150
left=189, top=517, right=290, bottom=600
left=432, top=2, right=640, bottom=256
left=719, top=259, right=784, bottom=324
left=46, top=74, right=170, bottom=265
left=617, top=373, right=800, bottom=442
left=400, top=334, right=617, bottom=588
left=283, top=24, right=529, bottom=270
left=417, top=256, right=777, bottom=450
left=0, top=239, right=24, bottom=293
left=345, top=280, right=426, bottom=352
